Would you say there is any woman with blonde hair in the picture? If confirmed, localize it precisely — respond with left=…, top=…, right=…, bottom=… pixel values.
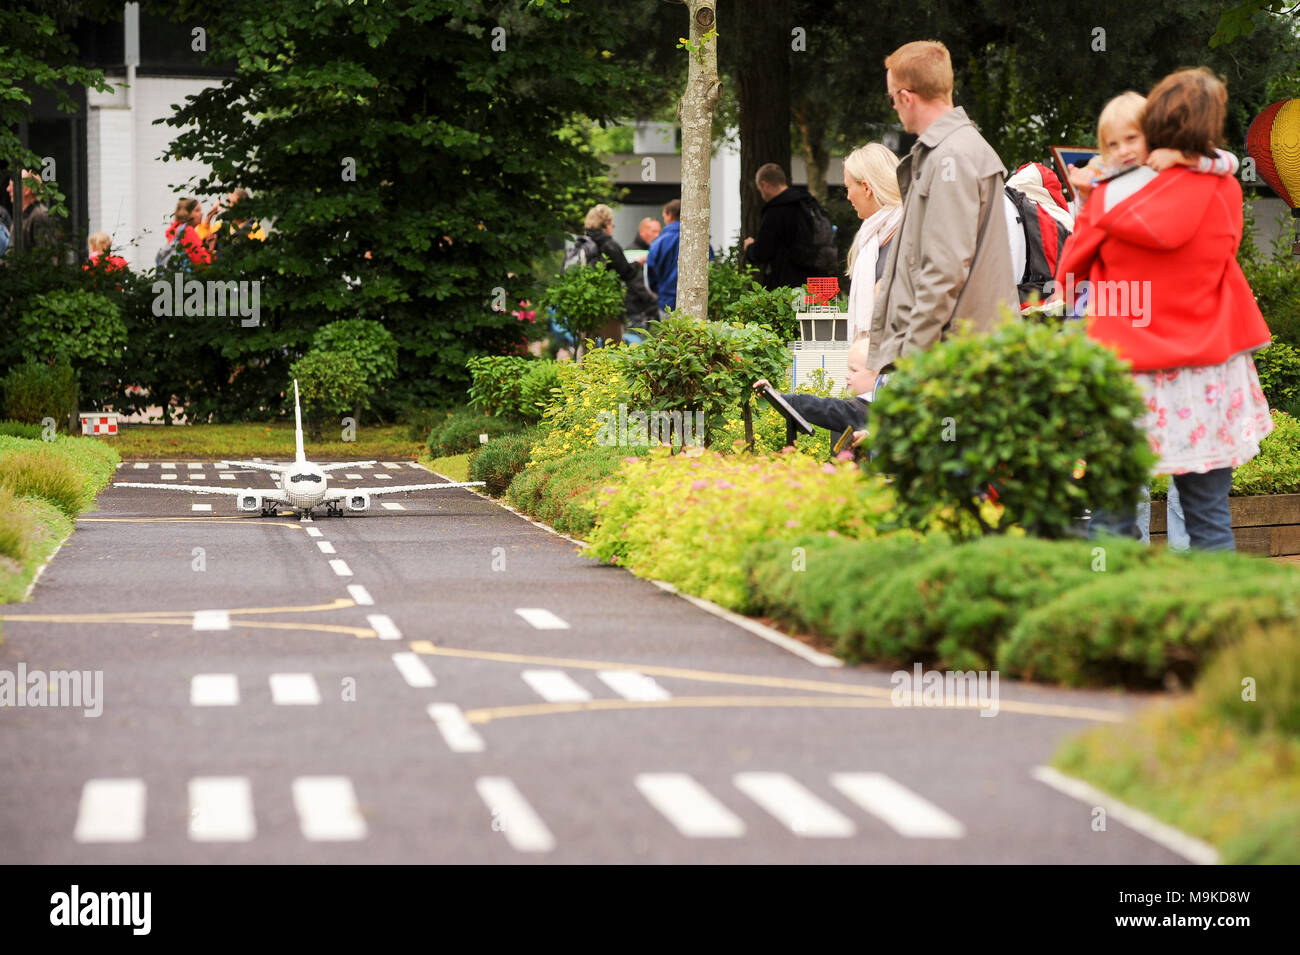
left=843, top=143, right=903, bottom=342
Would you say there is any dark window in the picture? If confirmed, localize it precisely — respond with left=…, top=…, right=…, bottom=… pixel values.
left=289, top=473, right=322, bottom=484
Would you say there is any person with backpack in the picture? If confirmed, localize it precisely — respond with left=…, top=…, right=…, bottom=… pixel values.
left=743, top=163, right=837, bottom=291
left=1002, top=161, right=1074, bottom=308
left=563, top=204, right=643, bottom=342
left=157, top=197, right=211, bottom=272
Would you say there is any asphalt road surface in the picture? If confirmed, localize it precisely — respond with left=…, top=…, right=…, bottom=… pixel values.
left=0, top=460, right=1204, bottom=863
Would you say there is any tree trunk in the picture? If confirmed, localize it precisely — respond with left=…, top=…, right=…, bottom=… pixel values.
left=735, top=0, right=791, bottom=251
left=676, top=1, right=722, bottom=322
left=793, top=99, right=829, bottom=205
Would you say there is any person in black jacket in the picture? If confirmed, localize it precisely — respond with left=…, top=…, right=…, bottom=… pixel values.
left=583, top=204, right=657, bottom=337
left=753, top=337, right=876, bottom=449
left=743, top=163, right=816, bottom=290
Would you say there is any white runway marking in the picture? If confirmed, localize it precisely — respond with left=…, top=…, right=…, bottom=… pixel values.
left=133, top=462, right=147, bottom=469
left=357, top=463, right=374, bottom=469
left=188, top=463, right=203, bottom=470
left=191, top=504, right=211, bottom=512
left=162, top=473, right=177, bottom=481
left=347, top=584, right=373, bottom=605
left=427, top=703, right=485, bottom=752
left=161, top=463, right=176, bottom=469
left=380, top=502, right=405, bottom=510
left=293, top=777, right=367, bottom=841
left=192, top=609, right=230, bottom=630
left=345, top=473, right=362, bottom=480
left=734, top=772, right=855, bottom=837
left=392, top=652, right=436, bottom=687
left=522, top=669, right=591, bottom=702
left=367, top=614, right=402, bottom=640
left=382, top=462, right=401, bottom=469
left=189, top=777, right=255, bottom=842
left=476, top=777, right=556, bottom=853
left=597, top=670, right=671, bottom=701
left=515, top=608, right=570, bottom=630
left=305, top=527, right=323, bottom=538
left=270, top=673, right=321, bottom=705
left=374, top=474, right=392, bottom=480
left=191, top=473, right=207, bottom=480
left=74, top=779, right=146, bottom=843
left=191, top=673, right=239, bottom=706
left=408, top=462, right=423, bottom=469
left=830, top=773, right=965, bottom=839
left=214, top=463, right=228, bottom=469
left=219, top=473, right=236, bottom=480
left=636, top=774, right=745, bottom=838
left=329, top=559, right=353, bottom=577
left=316, top=541, right=336, bottom=554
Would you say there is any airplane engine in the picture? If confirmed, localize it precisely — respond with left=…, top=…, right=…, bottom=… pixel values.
left=238, top=492, right=263, bottom=512
left=346, top=492, right=370, bottom=512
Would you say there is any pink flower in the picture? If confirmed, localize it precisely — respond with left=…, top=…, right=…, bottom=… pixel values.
left=1176, top=407, right=1192, bottom=420
left=785, top=520, right=799, bottom=528
left=1231, top=389, right=1243, bottom=410
left=691, top=480, right=709, bottom=490
left=826, top=529, right=839, bottom=537
left=603, top=486, right=617, bottom=494
left=1156, top=408, right=1167, bottom=428
left=715, top=480, right=735, bottom=489
left=1205, top=384, right=1222, bottom=403
left=822, top=462, right=838, bottom=473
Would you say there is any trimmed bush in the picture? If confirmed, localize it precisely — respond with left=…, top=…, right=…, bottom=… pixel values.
left=468, top=428, right=538, bottom=496
left=542, top=264, right=625, bottom=345
left=506, top=444, right=648, bottom=537
left=518, top=360, right=562, bottom=422
left=311, top=319, right=398, bottom=407
left=427, top=407, right=521, bottom=456
left=727, top=285, right=801, bottom=341
left=1198, top=620, right=1300, bottom=737
left=289, top=351, right=364, bottom=439
left=868, top=317, right=1155, bottom=539
left=19, top=289, right=127, bottom=369
left=1, top=360, right=78, bottom=428
left=467, top=356, right=561, bottom=423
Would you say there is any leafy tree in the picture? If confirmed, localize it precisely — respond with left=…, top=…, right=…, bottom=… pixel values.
left=540, top=265, right=625, bottom=356
left=289, top=351, right=364, bottom=440
left=312, top=318, right=398, bottom=416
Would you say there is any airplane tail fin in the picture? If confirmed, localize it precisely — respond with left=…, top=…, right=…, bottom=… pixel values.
left=293, top=379, right=306, bottom=463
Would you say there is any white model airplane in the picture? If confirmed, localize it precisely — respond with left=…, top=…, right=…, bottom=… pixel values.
left=115, top=380, right=484, bottom=520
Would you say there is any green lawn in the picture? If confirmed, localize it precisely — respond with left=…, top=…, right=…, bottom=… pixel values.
left=421, top=452, right=470, bottom=482
left=96, top=422, right=425, bottom=460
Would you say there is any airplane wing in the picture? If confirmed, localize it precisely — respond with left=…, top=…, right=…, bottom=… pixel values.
left=220, top=460, right=286, bottom=472
left=322, top=481, right=484, bottom=501
left=114, top=482, right=291, bottom=505
left=317, top=461, right=377, bottom=472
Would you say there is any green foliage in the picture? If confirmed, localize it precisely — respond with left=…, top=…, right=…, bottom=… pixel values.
left=289, top=352, right=364, bottom=437
left=585, top=448, right=894, bottom=611
left=1254, top=341, right=1300, bottom=408
left=0, top=434, right=119, bottom=519
left=466, top=355, right=560, bottom=424
left=467, top=428, right=538, bottom=496
left=1, top=360, right=78, bottom=428
left=518, top=360, right=563, bottom=423
left=506, top=444, right=649, bottom=537
left=1231, top=410, right=1300, bottom=496
left=311, top=319, right=398, bottom=408
left=1240, top=207, right=1300, bottom=349
left=1212, top=0, right=1297, bottom=46
left=0, top=486, right=35, bottom=562
left=621, top=317, right=790, bottom=445
left=18, top=291, right=127, bottom=404
left=1199, top=620, right=1300, bottom=736
left=427, top=407, right=523, bottom=456
left=529, top=345, right=632, bottom=465
left=542, top=265, right=626, bottom=344
left=727, top=285, right=801, bottom=341
left=868, top=317, right=1155, bottom=539
left=706, top=259, right=762, bottom=322
left=0, top=420, right=44, bottom=439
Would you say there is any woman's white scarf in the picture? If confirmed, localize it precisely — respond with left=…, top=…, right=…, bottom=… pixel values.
left=847, top=205, right=903, bottom=343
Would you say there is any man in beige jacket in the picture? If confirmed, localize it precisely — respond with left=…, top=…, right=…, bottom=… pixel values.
left=866, top=40, right=1017, bottom=381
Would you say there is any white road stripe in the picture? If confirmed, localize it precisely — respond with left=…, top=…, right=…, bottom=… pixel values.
left=636, top=773, right=745, bottom=838
left=189, top=777, right=255, bottom=841
left=329, top=559, right=353, bottom=577
left=214, top=463, right=228, bottom=469
left=515, top=608, right=570, bottom=630
left=427, top=703, right=485, bottom=752
left=367, top=614, right=402, bottom=640
left=133, top=462, right=147, bottom=469
left=305, top=527, right=323, bottom=538
left=192, top=609, right=230, bottom=630
left=188, top=463, right=203, bottom=470
left=522, top=669, right=591, bottom=702
left=735, top=772, right=855, bottom=837
left=270, top=673, right=321, bottom=705
left=74, top=779, right=146, bottom=842
left=597, top=670, right=671, bottom=701
left=382, top=462, right=401, bottom=469
left=293, top=776, right=367, bottom=841
left=831, top=773, right=965, bottom=839
left=162, top=473, right=177, bottom=481
left=219, top=473, right=236, bottom=480
left=191, top=504, right=211, bottom=512
left=190, top=673, right=239, bottom=705
left=191, top=473, right=207, bottom=480
left=392, top=652, right=436, bottom=687
left=380, top=502, right=405, bottom=510
left=357, top=463, right=374, bottom=469
left=1031, top=766, right=1217, bottom=864
left=476, top=777, right=556, bottom=853
left=161, top=463, right=176, bottom=469
left=316, top=541, right=336, bottom=554
left=374, top=474, right=392, bottom=480
left=347, top=584, right=374, bottom=605
left=345, top=473, right=362, bottom=480
left=408, top=462, right=423, bottom=469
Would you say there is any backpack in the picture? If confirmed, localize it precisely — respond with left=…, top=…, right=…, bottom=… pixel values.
left=792, top=194, right=838, bottom=277
left=156, top=223, right=195, bottom=272
left=1005, top=185, right=1070, bottom=304
left=562, top=233, right=601, bottom=272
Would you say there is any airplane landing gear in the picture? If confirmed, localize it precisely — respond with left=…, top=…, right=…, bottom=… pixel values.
left=260, top=505, right=279, bottom=517
left=325, top=502, right=344, bottom=517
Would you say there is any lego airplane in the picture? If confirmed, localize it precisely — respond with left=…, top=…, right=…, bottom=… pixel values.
left=115, top=380, right=484, bottom=520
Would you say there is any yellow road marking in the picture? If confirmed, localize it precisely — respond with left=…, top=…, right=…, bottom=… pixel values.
left=464, top=695, right=895, bottom=723
left=409, top=642, right=1126, bottom=723
left=0, top=598, right=354, bottom=622
left=0, top=615, right=376, bottom=640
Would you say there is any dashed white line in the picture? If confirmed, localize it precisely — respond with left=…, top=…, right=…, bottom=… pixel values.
left=515, top=608, right=570, bottom=630
left=219, top=473, right=236, bottom=480
left=597, top=670, right=671, bottom=701
left=347, top=584, right=374, bottom=605
left=305, top=527, right=323, bottom=538
left=392, top=652, right=436, bottom=687
left=367, top=614, right=402, bottom=640
left=380, top=502, right=405, bottom=510
left=74, top=779, right=146, bottom=843
left=269, top=673, right=322, bottom=705
left=187, top=463, right=203, bottom=470
left=427, top=703, right=485, bottom=752
left=191, top=473, right=207, bottom=480
left=292, top=776, right=367, bottom=841
left=161, top=463, right=176, bottom=469
left=344, top=473, right=362, bottom=480
left=191, top=504, right=212, bottom=512
left=162, top=473, right=177, bottom=481
left=190, top=673, right=239, bottom=705
left=214, top=463, right=228, bottom=469
left=192, top=609, right=230, bottom=630
left=132, top=462, right=147, bottom=469
left=382, top=462, right=402, bottom=470
left=189, top=777, right=255, bottom=842
left=316, top=541, right=336, bottom=554
left=329, top=559, right=353, bottom=577
left=735, top=772, right=855, bottom=837
left=830, top=772, right=965, bottom=839
left=357, top=463, right=374, bottom=469
left=476, top=777, right=556, bottom=853
left=374, top=474, right=392, bottom=480
left=636, top=773, right=746, bottom=838
left=522, top=669, right=592, bottom=702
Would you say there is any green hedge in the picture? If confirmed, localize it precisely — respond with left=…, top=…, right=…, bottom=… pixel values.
left=427, top=407, right=523, bottom=456
left=468, top=429, right=538, bottom=496
left=505, top=444, right=648, bottom=537
left=0, top=435, right=121, bottom=517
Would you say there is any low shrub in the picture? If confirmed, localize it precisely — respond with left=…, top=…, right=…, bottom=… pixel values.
left=1253, top=340, right=1300, bottom=409
left=727, top=285, right=801, bottom=341
left=311, top=319, right=398, bottom=404
left=1230, top=410, right=1300, bottom=496
left=1, top=360, right=78, bottom=428
left=528, top=345, right=633, bottom=465
left=541, top=264, right=625, bottom=345
left=1197, top=620, right=1300, bottom=737
left=0, top=420, right=44, bottom=439
left=518, top=360, right=563, bottom=422
left=0, top=434, right=120, bottom=515
left=506, top=444, right=648, bottom=537
left=0, top=450, right=86, bottom=518
left=706, top=259, right=762, bottom=322
left=585, top=448, right=894, bottom=611
left=427, top=407, right=522, bottom=456
left=289, top=351, right=364, bottom=439
left=0, top=485, right=35, bottom=562
left=467, top=355, right=561, bottom=423
left=468, top=429, right=538, bottom=496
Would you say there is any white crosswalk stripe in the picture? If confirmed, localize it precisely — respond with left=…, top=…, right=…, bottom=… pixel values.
left=734, top=772, right=855, bottom=837
left=357, top=463, right=374, bottom=469
left=374, top=473, right=392, bottom=480
left=292, top=776, right=367, bottom=841
left=392, top=652, right=436, bottom=687
left=269, top=673, right=321, bottom=705
left=636, top=773, right=745, bottom=838
left=214, top=463, right=228, bottom=469
left=219, top=473, right=236, bottom=480
left=74, top=779, right=146, bottom=842
left=427, top=703, right=485, bottom=752
left=597, top=670, right=671, bottom=701
left=161, top=462, right=176, bottom=469
left=476, top=777, right=556, bottom=853
left=515, top=608, right=569, bottom=630
left=188, top=463, right=203, bottom=470
left=522, top=669, right=591, bottom=702
left=191, top=473, right=207, bottom=480
left=329, top=559, right=352, bottom=576
left=382, top=462, right=401, bottom=469
left=316, top=541, right=335, bottom=554
left=345, top=473, right=362, bottom=480
left=407, top=462, right=424, bottom=469
left=305, top=527, right=323, bottom=538
left=162, top=473, right=177, bottom=480
left=190, top=673, right=239, bottom=705
left=830, top=772, right=965, bottom=838
left=189, top=777, right=255, bottom=841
